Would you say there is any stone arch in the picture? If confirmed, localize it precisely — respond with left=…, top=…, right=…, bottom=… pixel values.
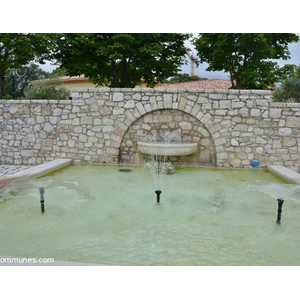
left=118, top=108, right=216, bottom=166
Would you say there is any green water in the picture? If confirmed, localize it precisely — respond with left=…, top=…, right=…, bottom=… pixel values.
left=0, top=164, right=300, bottom=266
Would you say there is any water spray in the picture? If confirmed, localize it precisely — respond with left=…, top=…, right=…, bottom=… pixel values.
left=276, top=198, right=284, bottom=224
left=39, top=187, right=45, bottom=213
left=155, top=190, right=162, bottom=204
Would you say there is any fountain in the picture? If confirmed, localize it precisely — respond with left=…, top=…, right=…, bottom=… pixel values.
left=1, top=164, right=300, bottom=265
left=142, top=132, right=178, bottom=203
left=138, top=131, right=198, bottom=157
left=138, top=141, right=198, bottom=157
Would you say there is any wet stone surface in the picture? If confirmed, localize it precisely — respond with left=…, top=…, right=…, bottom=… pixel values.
left=0, top=165, right=30, bottom=178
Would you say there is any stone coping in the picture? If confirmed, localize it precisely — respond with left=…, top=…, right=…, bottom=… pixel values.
left=71, top=87, right=272, bottom=94
left=267, top=165, right=300, bottom=184
left=0, top=159, right=72, bottom=189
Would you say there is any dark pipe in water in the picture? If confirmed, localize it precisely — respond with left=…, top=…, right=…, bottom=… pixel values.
left=155, top=190, right=162, bottom=204
left=39, top=187, right=45, bottom=213
left=276, top=198, right=284, bottom=224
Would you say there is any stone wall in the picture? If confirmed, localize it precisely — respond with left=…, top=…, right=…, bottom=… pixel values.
left=1, top=88, right=300, bottom=172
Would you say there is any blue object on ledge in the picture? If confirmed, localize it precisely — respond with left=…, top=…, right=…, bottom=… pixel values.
left=250, top=160, right=260, bottom=167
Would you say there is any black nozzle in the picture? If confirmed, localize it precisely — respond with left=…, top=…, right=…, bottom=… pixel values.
left=39, top=187, right=45, bottom=213
left=155, top=190, right=162, bottom=204
left=276, top=198, right=284, bottom=224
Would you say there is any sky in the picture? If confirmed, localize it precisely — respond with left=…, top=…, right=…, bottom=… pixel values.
left=41, top=34, right=300, bottom=81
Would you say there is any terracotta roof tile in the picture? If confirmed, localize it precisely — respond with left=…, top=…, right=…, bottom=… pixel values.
left=155, top=79, right=232, bottom=89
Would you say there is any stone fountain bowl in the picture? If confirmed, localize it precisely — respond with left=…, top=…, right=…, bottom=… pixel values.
left=137, top=141, right=198, bottom=156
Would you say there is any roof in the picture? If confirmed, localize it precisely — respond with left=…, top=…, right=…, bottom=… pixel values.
left=56, top=75, right=89, bottom=83
left=155, top=79, right=232, bottom=89
left=31, top=75, right=89, bottom=85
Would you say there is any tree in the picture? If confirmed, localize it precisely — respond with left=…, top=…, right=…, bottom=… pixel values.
left=272, top=65, right=300, bottom=102
left=167, top=73, right=207, bottom=83
left=192, top=33, right=299, bottom=89
left=49, top=33, right=191, bottom=88
left=45, top=66, right=68, bottom=78
left=0, top=33, right=50, bottom=99
left=24, top=79, right=70, bottom=100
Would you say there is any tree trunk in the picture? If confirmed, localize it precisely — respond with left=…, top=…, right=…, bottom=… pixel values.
left=234, top=76, right=245, bottom=89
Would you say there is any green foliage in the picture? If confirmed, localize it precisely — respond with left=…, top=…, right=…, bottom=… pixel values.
left=272, top=65, right=300, bottom=102
left=24, top=79, right=70, bottom=100
left=192, top=33, right=299, bottom=89
left=46, top=66, right=68, bottom=78
left=167, top=73, right=207, bottom=83
left=0, top=33, right=51, bottom=98
left=49, top=33, right=191, bottom=88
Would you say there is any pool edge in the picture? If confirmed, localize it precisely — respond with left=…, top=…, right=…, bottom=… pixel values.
left=0, top=159, right=72, bottom=189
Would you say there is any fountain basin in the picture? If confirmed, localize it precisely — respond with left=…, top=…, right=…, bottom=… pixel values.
left=137, top=141, right=198, bottom=156
left=0, top=164, right=300, bottom=266
left=0, top=165, right=298, bottom=266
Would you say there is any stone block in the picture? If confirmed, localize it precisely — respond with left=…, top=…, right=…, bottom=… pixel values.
left=21, top=150, right=33, bottom=157
left=178, top=97, right=187, bottom=110
left=132, top=93, right=142, bottom=100
left=179, top=121, right=192, bottom=130
left=113, top=92, right=124, bottom=102
left=103, top=125, right=115, bottom=132
left=250, top=109, right=261, bottom=117
left=238, top=107, right=249, bottom=117
left=283, top=137, right=297, bottom=147
left=81, top=116, right=93, bottom=125
left=10, top=106, right=19, bottom=114
left=136, top=103, right=146, bottom=115
left=220, top=100, right=231, bottom=109
left=44, top=123, right=53, bottom=133
left=49, top=116, right=60, bottom=124
left=124, top=100, right=135, bottom=109
left=199, top=149, right=210, bottom=163
left=209, top=94, right=223, bottom=100
left=256, top=100, right=269, bottom=107
left=231, top=139, right=239, bottom=146
left=286, top=116, right=300, bottom=127
left=113, top=107, right=125, bottom=116
left=197, top=96, right=208, bottom=104
left=269, top=108, right=282, bottom=119
left=278, top=128, right=292, bottom=136
left=232, top=101, right=245, bottom=109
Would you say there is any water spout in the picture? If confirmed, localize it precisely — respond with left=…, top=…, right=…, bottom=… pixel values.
left=39, top=187, right=45, bottom=213
left=155, top=190, right=162, bottom=204
left=276, top=198, right=284, bottom=224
